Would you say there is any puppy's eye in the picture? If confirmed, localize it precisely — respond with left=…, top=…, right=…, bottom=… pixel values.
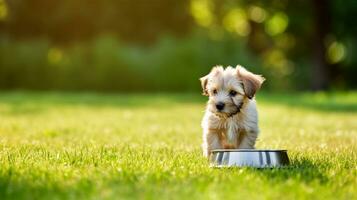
left=212, top=89, right=217, bottom=94
left=229, top=90, right=237, bottom=96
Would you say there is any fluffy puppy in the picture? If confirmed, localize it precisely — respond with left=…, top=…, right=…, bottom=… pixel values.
left=200, top=65, right=265, bottom=157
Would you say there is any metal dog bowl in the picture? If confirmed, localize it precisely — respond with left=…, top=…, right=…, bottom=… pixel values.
left=210, top=149, right=290, bottom=168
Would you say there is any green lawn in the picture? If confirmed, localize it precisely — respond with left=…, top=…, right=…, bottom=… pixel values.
left=0, top=92, right=356, bottom=199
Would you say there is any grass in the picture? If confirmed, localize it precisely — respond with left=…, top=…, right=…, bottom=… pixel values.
left=0, top=91, right=356, bottom=200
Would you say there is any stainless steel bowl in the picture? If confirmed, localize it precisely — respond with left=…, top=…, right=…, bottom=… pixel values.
left=210, top=149, right=290, bottom=168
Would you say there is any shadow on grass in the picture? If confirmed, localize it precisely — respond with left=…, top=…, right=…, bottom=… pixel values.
left=260, top=92, right=357, bottom=113
left=0, top=91, right=206, bottom=115
left=247, top=158, right=329, bottom=184
left=0, top=91, right=356, bottom=115
left=0, top=175, right=96, bottom=200
left=0, top=91, right=204, bottom=106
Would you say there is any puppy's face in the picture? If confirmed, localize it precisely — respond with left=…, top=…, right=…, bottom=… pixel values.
left=200, top=65, right=265, bottom=116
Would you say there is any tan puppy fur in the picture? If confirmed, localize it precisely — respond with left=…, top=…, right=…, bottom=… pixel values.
left=200, top=65, right=265, bottom=157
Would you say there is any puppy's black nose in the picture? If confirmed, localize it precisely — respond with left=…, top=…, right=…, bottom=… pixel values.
left=216, top=102, right=225, bottom=111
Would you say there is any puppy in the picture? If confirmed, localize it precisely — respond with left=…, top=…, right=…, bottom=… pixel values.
left=200, top=65, right=265, bottom=157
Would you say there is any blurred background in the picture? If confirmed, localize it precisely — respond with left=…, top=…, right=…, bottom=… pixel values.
left=0, top=0, right=356, bottom=92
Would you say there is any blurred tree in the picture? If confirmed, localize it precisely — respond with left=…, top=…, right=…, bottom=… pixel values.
left=189, top=0, right=356, bottom=90
left=0, top=0, right=356, bottom=91
left=311, top=0, right=331, bottom=90
left=0, top=0, right=193, bottom=44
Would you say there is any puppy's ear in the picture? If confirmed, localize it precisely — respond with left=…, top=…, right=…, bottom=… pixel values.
left=236, top=65, right=265, bottom=99
left=211, top=65, right=224, bottom=75
left=200, top=66, right=223, bottom=96
left=199, top=75, right=209, bottom=96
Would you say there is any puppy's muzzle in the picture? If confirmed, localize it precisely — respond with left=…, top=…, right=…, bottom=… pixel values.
left=215, top=102, right=225, bottom=111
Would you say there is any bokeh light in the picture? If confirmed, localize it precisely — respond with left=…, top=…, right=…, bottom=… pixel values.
left=190, top=0, right=213, bottom=27
left=48, top=48, right=63, bottom=65
left=265, top=12, right=289, bottom=36
left=248, top=6, right=267, bottom=23
left=327, top=41, right=346, bottom=64
left=223, top=8, right=250, bottom=36
left=0, top=0, right=8, bottom=20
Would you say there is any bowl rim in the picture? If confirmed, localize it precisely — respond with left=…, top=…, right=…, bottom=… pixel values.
left=211, top=149, right=287, bottom=152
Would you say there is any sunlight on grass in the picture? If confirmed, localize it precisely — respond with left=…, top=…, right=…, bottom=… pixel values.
left=0, top=92, right=356, bottom=199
